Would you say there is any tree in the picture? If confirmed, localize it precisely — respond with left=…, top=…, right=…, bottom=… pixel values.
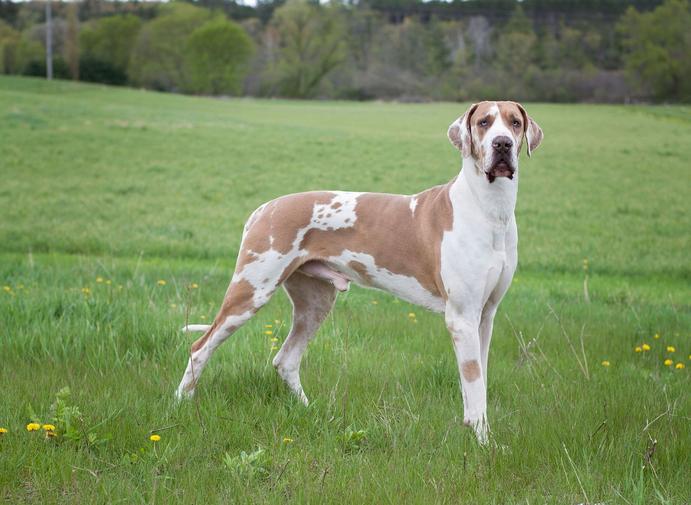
left=0, top=19, right=20, bottom=73
left=128, top=3, right=210, bottom=91
left=493, top=6, right=538, bottom=99
left=617, top=0, right=691, bottom=102
left=270, top=0, right=345, bottom=98
left=65, top=2, right=79, bottom=80
left=183, top=17, right=254, bottom=95
left=79, top=14, right=141, bottom=85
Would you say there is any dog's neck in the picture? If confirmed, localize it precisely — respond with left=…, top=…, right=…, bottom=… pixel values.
left=451, top=156, right=518, bottom=226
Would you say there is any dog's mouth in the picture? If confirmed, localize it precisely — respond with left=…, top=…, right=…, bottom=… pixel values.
left=486, top=160, right=515, bottom=183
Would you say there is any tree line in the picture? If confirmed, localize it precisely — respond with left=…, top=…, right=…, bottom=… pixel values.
left=0, top=0, right=688, bottom=103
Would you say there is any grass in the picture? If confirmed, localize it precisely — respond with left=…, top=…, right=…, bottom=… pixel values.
left=0, top=76, right=689, bottom=504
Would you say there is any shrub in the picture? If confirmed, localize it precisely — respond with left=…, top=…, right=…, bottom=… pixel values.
left=183, top=17, right=254, bottom=95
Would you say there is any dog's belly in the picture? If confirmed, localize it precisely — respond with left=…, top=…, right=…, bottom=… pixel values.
left=324, top=251, right=446, bottom=312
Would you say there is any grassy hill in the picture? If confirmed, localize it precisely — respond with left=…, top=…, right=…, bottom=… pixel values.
left=0, top=77, right=689, bottom=504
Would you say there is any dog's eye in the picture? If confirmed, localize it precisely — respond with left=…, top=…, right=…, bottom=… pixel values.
left=479, top=119, right=488, bottom=127
left=512, top=120, right=521, bottom=128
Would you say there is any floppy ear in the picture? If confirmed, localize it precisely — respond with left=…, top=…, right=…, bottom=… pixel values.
left=515, top=103, right=543, bottom=157
left=447, top=103, right=478, bottom=159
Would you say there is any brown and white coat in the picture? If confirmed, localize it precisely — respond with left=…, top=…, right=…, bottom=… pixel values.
left=176, top=101, right=543, bottom=444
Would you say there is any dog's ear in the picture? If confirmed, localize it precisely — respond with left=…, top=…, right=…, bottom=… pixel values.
left=515, top=103, right=543, bottom=157
left=447, top=103, right=478, bottom=158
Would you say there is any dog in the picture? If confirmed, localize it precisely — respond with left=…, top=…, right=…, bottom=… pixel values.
left=176, top=101, right=543, bottom=444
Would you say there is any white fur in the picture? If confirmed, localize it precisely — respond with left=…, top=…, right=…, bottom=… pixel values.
left=409, top=196, right=418, bottom=214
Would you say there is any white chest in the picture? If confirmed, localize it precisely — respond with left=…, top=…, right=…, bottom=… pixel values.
left=439, top=175, right=518, bottom=310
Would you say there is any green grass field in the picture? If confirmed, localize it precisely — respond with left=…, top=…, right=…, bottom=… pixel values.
left=0, top=76, right=689, bottom=504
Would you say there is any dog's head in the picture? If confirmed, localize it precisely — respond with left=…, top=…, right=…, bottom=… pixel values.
left=447, top=101, right=543, bottom=183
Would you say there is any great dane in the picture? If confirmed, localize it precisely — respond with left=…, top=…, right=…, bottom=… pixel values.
left=176, top=101, right=543, bottom=444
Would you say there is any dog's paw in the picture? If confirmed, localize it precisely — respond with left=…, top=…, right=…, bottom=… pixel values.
left=174, top=385, right=195, bottom=402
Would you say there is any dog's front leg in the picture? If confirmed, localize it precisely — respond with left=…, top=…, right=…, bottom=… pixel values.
left=445, top=305, right=489, bottom=444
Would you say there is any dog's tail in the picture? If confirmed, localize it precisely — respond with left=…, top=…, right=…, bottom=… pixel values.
left=181, top=324, right=212, bottom=333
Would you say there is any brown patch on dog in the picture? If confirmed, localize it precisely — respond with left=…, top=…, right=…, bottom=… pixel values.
left=299, top=185, right=453, bottom=299
left=191, top=279, right=256, bottom=353
left=239, top=192, right=335, bottom=260
left=468, top=101, right=499, bottom=161
left=348, top=260, right=373, bottom=285
left=498, top=101, right=525, bottom=151
left=461, top=359, right=482, bottom=382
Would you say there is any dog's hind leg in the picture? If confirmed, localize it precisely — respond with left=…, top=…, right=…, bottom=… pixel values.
left=273, top=271, right=337, bottom=405
left=175, top=271, right=282, bottom=400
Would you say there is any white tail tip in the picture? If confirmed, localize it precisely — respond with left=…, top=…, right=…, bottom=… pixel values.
left=181, top=324, right=211, bottom=333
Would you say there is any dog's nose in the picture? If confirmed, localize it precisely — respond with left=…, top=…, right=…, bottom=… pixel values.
left=492, top=136, right=513, bottom=154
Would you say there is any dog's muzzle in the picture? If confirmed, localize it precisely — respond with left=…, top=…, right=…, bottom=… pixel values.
left=486, top=135, right=516, bottom=183
left=486, top=159, right=515, bottom=183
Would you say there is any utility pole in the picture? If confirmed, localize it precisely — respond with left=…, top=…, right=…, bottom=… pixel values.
left=45, top=1, right=53, bottom=80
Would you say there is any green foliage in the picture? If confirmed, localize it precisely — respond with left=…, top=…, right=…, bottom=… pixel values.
left=49, top=387, right=84, bottom=443
left=183, top=17, right=254, bottom=95
left=617, top=0, right=691, bottom=102
left=79, top=14, right=142, bottom=83
left=223, top=447, right=273, bottom=480
left=14, top=32, right=43, bottom=74
left=270, top=0, right=345, bottom=98
left=0, top=19, right=20, bottom=73
left=128, top=3, right=210, bottom=91
left=340, top=427, right=367, bottom=453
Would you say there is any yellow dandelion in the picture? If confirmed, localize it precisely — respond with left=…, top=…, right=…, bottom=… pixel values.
left=642, top=344, right=651, bottom=351
left=271, top=345, right=279, bottom=351
left=408, top=312, right=416, bottom=319
left=150, top=434, right=161, bottom=442
left=271, top=337, right=279, bottom=343
left=96, top=276, right=103, bottom=283
left=81, top=287, right=91, bottom=295
left=666, top=346, right=675, bottom=353
left=601, top=360, right=610, bottom=367
left=282, top=437, right=294, bottom=444
left=664, top=359, right=673, bottom=366
left=653, top=333, right=660, bottom=339
left=190, top=283, right=199, bottom=289
left=157, top=280, right=166, bottom=286
left=26, top=423, right=41, bottom=432
left=0, top=427, right=8, bottom=434
left=264, top=324, right=273, bottom=328
left=3, top=286, right=12, bottom=292
left=675, top=363, right=685, bottom=370
left=264, top=330, right=273, bottom=335
left=42, top=424, right=56, bottom=432
left=634, top=346, right=642, bottom=353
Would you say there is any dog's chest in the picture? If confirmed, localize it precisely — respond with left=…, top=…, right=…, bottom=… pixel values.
left=440, top=207, right=516, bottom=305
